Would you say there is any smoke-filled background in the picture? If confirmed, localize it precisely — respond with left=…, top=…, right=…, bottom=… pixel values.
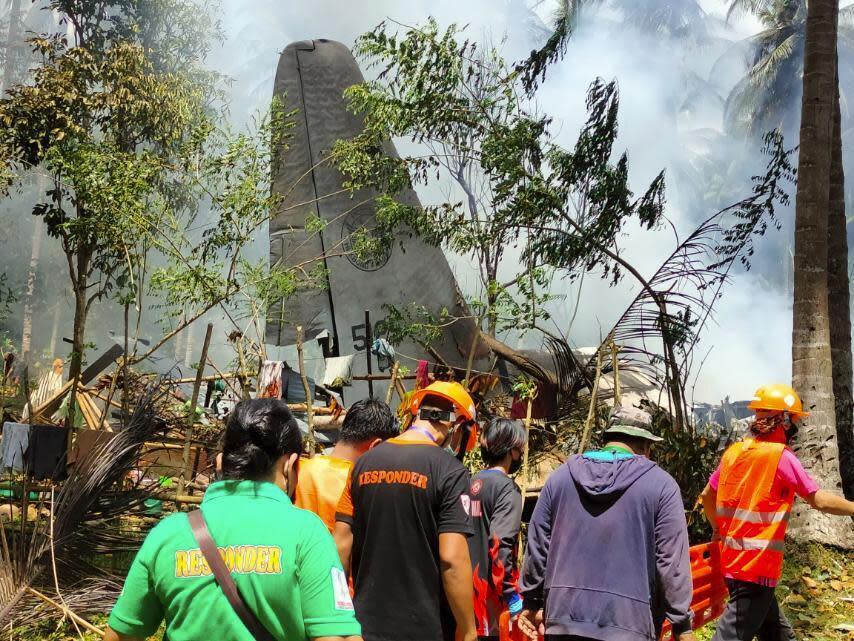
left=0, top=0, right=845, bottom=403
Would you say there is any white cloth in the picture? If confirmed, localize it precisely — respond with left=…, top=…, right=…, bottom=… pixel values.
left=258, top=360, right=283, bottom=398
left=22, top=369, right=63, bottom=421
left=322, top=355, right=355, bottom=387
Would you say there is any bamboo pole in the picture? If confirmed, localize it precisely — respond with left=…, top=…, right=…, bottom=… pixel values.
left=395, top=378, right=407, bottom=403
left=168, top=373, right=240, bottom=384
left=463, top=331, right=480, bottom=388
left=385, top=362, right=400, bottom=404
left=611, top=341, right=621, bottom=405
left=157, top=493, right=203, bottom=505
left=178, top=323, right=213, bottom=501
left=364, top=310, right=374, bottom=399
left=578, top=349, right=604, bottom=454
left=26, top=588, right=104, bottom=637
left=296, top=326, right=316, bottom=455
left=97, top=362, right=121, bottom=430
left=352, top=374, right=416, bottom=382
left=517, top=393, right=536, bottom=499
left=235, top=334, right=251, bottom=400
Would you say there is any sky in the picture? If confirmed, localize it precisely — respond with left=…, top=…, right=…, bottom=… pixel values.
left=204, top=0, right=799, bottom=404
left=0, top=0, right=804, bottom=405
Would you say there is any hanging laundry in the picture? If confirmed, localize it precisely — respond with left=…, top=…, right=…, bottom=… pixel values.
left=322, top=355, right=355, bottom=388
left=371, top=338, right=395, bottom=360
left=258, top=360, right=283, bottom=399
left=0, top=422, right=30, bottom=472
left=25, top=424, right=69, bottom=480
left=415, top=360, right=430, bottom=389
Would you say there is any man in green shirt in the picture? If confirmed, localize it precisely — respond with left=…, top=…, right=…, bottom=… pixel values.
left=106, top=398, right=363, bottom=641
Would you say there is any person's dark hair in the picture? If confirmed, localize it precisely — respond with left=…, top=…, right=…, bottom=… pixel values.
left=222, top=399, right=303, bottom=480
left=339, top=399, right=399, bottom=444
left=481, top=418, right=527, bottom=466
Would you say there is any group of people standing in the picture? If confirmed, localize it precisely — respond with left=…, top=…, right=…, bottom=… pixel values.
left=103, top=382, right=854, bottom=641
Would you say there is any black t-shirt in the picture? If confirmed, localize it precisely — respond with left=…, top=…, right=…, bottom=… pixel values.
left=336, top=437, right=473, bottom=641
left=468, top=469, right=523, bottom=638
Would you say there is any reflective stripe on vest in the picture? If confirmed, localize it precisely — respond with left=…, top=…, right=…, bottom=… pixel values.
left=722, top=536, right=785, bottom=552
left=716, top=506, right=790, bottom=525
left=716, top=438, right=793, bottom=583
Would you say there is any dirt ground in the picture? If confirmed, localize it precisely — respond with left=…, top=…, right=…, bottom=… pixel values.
left=12, top=542, right=854, bottom=641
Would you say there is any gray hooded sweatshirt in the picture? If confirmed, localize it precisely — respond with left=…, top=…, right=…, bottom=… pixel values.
left=520, top=453, right=693, bottom=641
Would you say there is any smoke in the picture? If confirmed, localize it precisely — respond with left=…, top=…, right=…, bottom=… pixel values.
left=209, top=0, right=800, bottom=402
left=0, top=0, right=825, bottom=404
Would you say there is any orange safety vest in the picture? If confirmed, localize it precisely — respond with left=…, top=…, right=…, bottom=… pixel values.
left=294, top=455, right=353, bottom=533
left=716, top=438, right=793, bottom=584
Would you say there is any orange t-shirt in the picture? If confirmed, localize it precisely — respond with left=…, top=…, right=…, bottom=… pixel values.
left=295, top=455, right=353, bottom=533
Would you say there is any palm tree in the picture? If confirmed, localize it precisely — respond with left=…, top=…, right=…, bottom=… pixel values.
left=519, top=0, right=707, bottom=90
left=790, top=0, right=854, bottom=544
left=829, top=64, right=854, bottom=500
left=727, top=0, right=854, bottom=502
left=0, top=0, right=23, bottom=96
left=722, top=0, right=854, bottom=137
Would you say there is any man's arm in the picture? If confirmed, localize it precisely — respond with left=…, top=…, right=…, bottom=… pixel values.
left=805, top=489, right=854, bottom=516
left=333, top=471, right=355, bottom=575
left=519, top=481, right=552, bottom=612
left=700, top=483, right=719, bottom=536
left=655, top=480, right=693, bottom=638
left=333, top=520, right=353, bottom=575
left=438, top=532, right=476, bottom=641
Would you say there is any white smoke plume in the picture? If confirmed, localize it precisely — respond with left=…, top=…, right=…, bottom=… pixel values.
left=210, top=0, right=798, bottom=403
left=0, top=1, right=817, bottom=405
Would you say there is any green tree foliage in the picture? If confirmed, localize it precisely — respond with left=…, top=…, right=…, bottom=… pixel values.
left=334, top=20, right=665, bottom=344
left=0, top=0, right=300, bottom=399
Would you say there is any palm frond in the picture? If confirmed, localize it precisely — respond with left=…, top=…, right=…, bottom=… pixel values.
left=580, top=132, right=795, bottom=427
left=0, top=385, right=171, bottom=629
left=726, top=0, right=779, bottom=23
left=516, top=0, right=589, bottom=94
left=543, top=333, right=593, bottom=414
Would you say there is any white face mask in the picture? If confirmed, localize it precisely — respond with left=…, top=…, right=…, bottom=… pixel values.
left=444, top=422, right=471, bottom=461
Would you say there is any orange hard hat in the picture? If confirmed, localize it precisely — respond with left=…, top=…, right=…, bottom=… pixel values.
left=747, top=384, right=809, bottom=417
left=410, top=381, right=477, bottom=423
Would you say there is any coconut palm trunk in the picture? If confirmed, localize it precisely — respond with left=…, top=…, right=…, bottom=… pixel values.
left=20, top=175, right=47, bottom=357
left=790, top=0, right=854, bottom=544
left=1, top=0, right=22, bottom=96
left=828, top=68, right=854, bottom=500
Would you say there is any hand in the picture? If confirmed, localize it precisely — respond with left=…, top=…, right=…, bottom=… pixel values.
left=517, top=609, right=544, bottom=640
left=675, top=631, right=697, bottom=641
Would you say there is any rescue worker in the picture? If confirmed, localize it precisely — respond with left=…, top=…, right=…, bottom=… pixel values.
left=469, top=418, right=527, bottom=641
left=700, top=384, right=854, bottom=641
left=296, top=398, right=398, bottom=532
left=334, top=381, right=478, bottom=641
left=519, top=405, right=695, bottom=641
left=105, top=399, right=363, bottom=641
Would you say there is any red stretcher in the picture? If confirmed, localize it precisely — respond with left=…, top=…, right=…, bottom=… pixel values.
left=498, top=542, right=728, bottom=641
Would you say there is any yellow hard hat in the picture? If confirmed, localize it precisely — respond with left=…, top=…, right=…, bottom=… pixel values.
left=747, top=384, right=809, bottom=417
left=410, top=381, right=477, bottom=423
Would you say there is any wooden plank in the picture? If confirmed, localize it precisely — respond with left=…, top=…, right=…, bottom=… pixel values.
left=29, top=379, right=73, bottom=423
left=80, top=344, right=124, bottom=385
